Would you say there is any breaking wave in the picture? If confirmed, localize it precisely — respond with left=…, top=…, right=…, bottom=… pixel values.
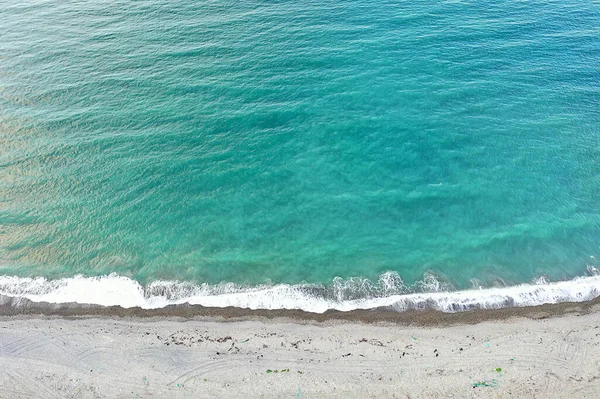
left=0, top=268, right=599, bottom=313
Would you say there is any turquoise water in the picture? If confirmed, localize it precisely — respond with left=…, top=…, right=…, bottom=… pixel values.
left=1, top=0, right=600, bottom=309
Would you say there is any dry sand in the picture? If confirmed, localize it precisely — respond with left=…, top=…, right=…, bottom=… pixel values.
left=1, top=303, right=600, bottom=398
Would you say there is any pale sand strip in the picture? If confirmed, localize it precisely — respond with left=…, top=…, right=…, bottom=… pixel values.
left=1, top=307, right=600, bottom=398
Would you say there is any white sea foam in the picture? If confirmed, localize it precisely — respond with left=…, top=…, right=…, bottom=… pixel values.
left=0, top=271, right=599, bottom=313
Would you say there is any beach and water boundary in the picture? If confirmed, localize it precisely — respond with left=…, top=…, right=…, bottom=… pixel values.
left=2, top=265, right=600, bottom=398
left=1, top=268, right=599, bottom=314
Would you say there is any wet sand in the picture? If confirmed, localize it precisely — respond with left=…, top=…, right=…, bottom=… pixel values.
left=3, top=294, right=600, bottom=326
left=1, top=296, right=600, bottom=398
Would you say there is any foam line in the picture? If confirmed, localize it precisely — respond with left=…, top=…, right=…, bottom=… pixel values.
left=0, top=271, right=599, bottom=313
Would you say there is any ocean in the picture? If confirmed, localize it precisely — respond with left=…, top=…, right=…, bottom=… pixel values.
left=1, top=0, right=599, bottom=312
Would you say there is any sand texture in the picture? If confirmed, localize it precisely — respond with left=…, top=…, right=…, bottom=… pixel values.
left=1, top=310, right=600, bottom=398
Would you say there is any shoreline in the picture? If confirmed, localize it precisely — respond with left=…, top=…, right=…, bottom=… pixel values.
left=1, top=271, right=600, bottom=322
left=2, top=293, right=600, bottom=326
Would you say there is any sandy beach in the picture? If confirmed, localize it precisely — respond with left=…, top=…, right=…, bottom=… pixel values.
left=1, top=298, right=600, bottom=398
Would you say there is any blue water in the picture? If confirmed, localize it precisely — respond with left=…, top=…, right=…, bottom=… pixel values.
left=1, top=0, right=599, bottom=310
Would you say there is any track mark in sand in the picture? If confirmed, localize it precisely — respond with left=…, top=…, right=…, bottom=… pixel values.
left=3, top=367, right=64, bottom=399
left=0, top=335, right=45, bottom=357
left=63, top=346, right=110, bottom=371
left=0, top=331, right=114, bottom=376
left=542, top=370, right=563, bottom=393
left=0, top=331, right=83, bottom=359
left=167, top=359, right=231, bottom=386
left=563, top=329, right=593, bottom=379
left=166, top=353, right=373, bottom=387
left=0, top=368, right=34, bottom=398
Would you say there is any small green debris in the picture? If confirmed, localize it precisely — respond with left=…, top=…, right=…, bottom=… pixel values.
left=267, top=368, right=292, bottom=374
left=472, top=379, right=498, bottom=388
left=240, top=338, right=251, bottom=343
left=413, top=337, right=417, bottom=341
left=496, top=368, right=502, bottom=373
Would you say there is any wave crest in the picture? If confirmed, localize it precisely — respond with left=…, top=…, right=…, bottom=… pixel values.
left=0, top=271, right=599, bottom=313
